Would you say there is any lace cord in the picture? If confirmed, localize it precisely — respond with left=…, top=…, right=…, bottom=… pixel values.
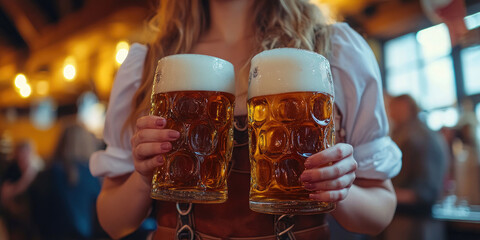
left=274, top=214, right=296, bottom=240
left=175, top=203, right=200, bottom=240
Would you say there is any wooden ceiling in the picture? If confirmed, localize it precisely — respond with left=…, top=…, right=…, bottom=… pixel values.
left=0, top=0, right=478, bottom=109
left=0, top=0, right=150, bottom=107
left=0, top=0, right=432, bottom=60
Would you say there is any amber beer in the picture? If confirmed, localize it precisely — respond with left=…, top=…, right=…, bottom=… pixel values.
left=248, top=48, right=335, bottom=214
left=150, top=54, right=235, bottom=203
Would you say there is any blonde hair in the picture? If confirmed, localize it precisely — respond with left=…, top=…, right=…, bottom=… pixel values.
left=124, top=0, right=332, bottom=134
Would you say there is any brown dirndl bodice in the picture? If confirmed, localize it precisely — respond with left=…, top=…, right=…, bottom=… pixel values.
left=153, top=116, right=331, bottom=240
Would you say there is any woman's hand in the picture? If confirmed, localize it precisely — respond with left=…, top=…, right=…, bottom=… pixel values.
left=300, top=143, right=357, bottom=202
left=130, top=116, right=180, bottom=185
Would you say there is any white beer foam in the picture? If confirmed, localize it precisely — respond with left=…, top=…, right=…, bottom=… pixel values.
left=248, top=48, right=333, bottom=99
left=154, top=54, right=235, bottom=94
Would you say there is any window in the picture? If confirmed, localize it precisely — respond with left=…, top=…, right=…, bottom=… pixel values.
left=461, top=45, right=480, bottom=96
left=384, top=23, right=457, bottom=126
left=476, top=103, right=480, bottom=145
left=426, top=108, right=459, bottom=131
left=465, top=11, right=480, bottom=30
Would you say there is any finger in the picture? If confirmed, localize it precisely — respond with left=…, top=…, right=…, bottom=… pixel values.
left=300, top=156, right=357, bottom=182
left=132, top=129, right=180, bottom=146
left=134, top=155, right=165, bottom=176
left=304, top=143, right=353, bottom=169
left=303, top=172, right=356, bottom=191
left=133, top=142, right=172, bottom=160
left=136, top=116, right=167, bottom=131
left=309, top=189, right=349, bottom=202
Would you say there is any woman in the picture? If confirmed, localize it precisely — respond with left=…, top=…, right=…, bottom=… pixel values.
left=90, top=0, right=402, bottom=239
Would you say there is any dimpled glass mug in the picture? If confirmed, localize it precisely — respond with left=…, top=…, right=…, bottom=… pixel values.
left=247, top=48, right=336, bottom=214
left=149, top=54, right=235, bottom=203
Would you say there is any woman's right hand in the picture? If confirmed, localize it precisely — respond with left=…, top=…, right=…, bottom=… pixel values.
left=131, top=115, right=180, bottom=185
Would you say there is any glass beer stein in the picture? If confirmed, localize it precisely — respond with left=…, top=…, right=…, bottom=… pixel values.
left=248, top=48, right=336, bottom=214
left=150, top=54, right=235, bottom=203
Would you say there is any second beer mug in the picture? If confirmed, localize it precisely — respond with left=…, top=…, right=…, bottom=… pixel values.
left=248, top=48, right=336, bottom=214
left=150, top=54, right=235, bottom=203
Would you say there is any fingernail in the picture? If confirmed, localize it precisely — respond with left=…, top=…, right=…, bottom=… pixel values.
left=300, top=173, right=311, bottom=182
left=304, top=183, right=315, bottom=190
left=161, top=142, right=172, bottom=151
left=157, top=156, right=164, bottom=164
left=304, top=160, right=312, bottom=169
left=168, top=131, right=180, bottom=138
left=310, top=192, right=325, bottom=200
left=156, top=118, right=166, bottom=126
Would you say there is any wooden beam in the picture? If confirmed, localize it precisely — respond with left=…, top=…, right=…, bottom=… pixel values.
left=0, top=0, right=48, bottom=49
left=352, top=0, right=431, bottom=39
left=32, top=0, right=148, bottom=51
left=55, top=0, right=74, bottom=19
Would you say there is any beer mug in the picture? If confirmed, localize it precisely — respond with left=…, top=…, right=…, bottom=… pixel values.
left=247, top=48, right=335, bottom=214
left=150, top=54, right=235, bottom=203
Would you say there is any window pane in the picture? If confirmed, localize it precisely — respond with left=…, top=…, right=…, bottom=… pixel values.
left=465, top=12, right=480, bottom=30
left=461, top=45, right=480, bottom=96
left=421, top=57, right=456, bottom=110
left=426, top=107, right=459, bottom=131
left=476, top=104, right=480, bottom=126
left=476, top=103, right=480, bottom=145
left=384, top=33, right=417, bottom=69
left=416, top=23, right=451, bottom=61
left=386, top=67, right=421, bottom=99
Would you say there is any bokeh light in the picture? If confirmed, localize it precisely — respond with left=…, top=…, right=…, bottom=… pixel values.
left=115, top=41, right=129, bottom=64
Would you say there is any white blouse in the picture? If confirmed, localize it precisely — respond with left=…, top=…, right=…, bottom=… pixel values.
left=90, top=23, right=402, bottom=180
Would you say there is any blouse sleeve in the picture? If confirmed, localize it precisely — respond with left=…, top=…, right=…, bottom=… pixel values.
left=89, top=43, right=148, bottom=177
left=329, top=23, right=402, bottom=180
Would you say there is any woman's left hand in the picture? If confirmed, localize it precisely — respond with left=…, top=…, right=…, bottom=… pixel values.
left=300, top=143, right=357, bottom=202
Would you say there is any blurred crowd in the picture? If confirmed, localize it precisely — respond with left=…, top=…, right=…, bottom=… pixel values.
left=382, top=94, right=480, bottom=240
left=0, top=121, right=105, bottom=240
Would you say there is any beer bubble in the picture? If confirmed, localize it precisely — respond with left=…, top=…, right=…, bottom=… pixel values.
left=168, top=151, right=198, bottom=186
left=275, top=157, right=304, bottom=189
left=249, top=127, right=257, bottom=157
left=150, top=93, right=169, bottom=117
left=258, top=123, right=289, bottom=159
left=165, top=120, right=186, bottom=151
left=272, top=94, right=307, bottom=123
left=151, top=167, right=167, bottom=191
left=253, top=158, right=273, bottom=191
left=188, top=122, right=218, bottom=155
left=201, top=155, right=226, bottom=189
left=293, top=123, right=323, bottom=157
left=310, top=93, right=333, bottom=126
left=324, top=123, right=335, bottom=148
left=208, top=94, right=232, bottom=126
left=248, top=97, right=269, bottom=127
left=220, top=126, right=234, bottom=161
left=173, top=92, right=206, bottom=123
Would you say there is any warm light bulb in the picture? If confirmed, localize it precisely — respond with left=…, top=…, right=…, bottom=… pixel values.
left=63, top=64, right=76, bottom=81
left=115, top=41, right=129, bottom=64
left=19, top=84, right=31, bottom=98
left=14, top=74, right=27, bottom=88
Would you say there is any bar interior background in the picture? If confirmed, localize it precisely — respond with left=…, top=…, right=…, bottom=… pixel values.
left=0, top=0, right=479, bottom=239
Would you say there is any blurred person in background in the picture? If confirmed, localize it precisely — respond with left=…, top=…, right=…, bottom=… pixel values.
left=0, top=132, right=14, bottom=240
left=30, top=120, right=104, bottom=240
left=384, top=94, right=448, bottom=240
left=450, top=99, right=480, bottom=205
left=0, top=140, right=43, bottom=240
